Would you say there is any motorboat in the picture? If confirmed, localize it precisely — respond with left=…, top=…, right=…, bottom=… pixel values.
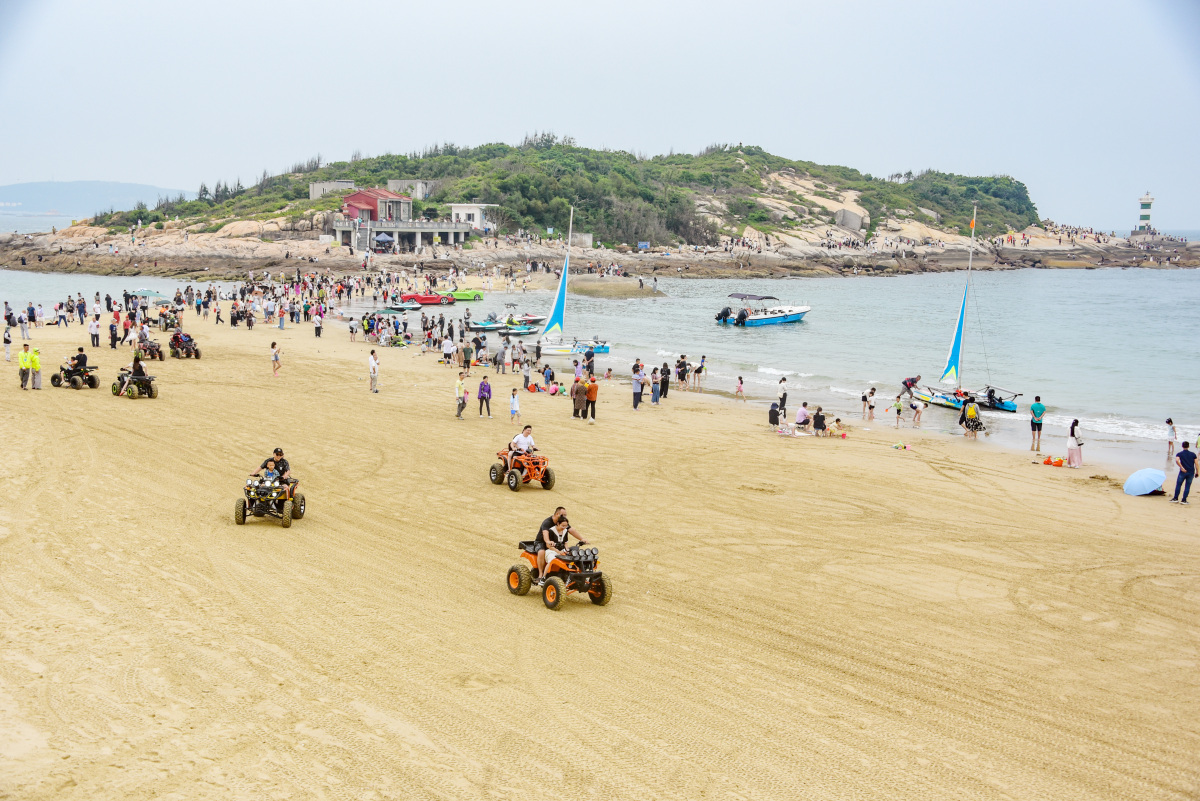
left=538, top=337, right=610, bottom=355
left=716, top=294, right=810, bottom=326
left=382, top=302, right=421, bottom=312
left=503, top=304, right=547, bottom=325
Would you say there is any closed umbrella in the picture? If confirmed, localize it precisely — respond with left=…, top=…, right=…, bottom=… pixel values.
left=1123, top=468, right=1166, bottom=496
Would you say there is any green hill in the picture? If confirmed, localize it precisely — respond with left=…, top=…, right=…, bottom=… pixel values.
left=90, top=136, right=1039, bottom=245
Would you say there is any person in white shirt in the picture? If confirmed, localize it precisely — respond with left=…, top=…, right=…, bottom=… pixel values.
left=368, top=349, right=379, bottom=393
left=87, top=316, right=101, bottom=347
left=505, top=425, right=536, bottom=470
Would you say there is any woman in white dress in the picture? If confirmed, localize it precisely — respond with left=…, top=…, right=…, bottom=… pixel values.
left=1066, top=419, right=1084, bottom=468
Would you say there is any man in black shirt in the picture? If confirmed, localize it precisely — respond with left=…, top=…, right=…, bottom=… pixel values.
left=251, top=447, right=291, bottom=481
left=69, top=347, right=88, bottom=371
left=536, top=507, right=587, bottom=585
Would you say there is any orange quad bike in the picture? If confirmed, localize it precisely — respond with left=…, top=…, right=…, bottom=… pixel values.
left=506, top=541, right=612, bottom=610
left=489, top=449, right=555, bottom=492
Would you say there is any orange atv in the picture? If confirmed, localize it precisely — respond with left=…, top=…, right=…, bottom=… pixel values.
left=489, top=449, right=555, bottom=492
left=506, top=541, right=612, bottom=610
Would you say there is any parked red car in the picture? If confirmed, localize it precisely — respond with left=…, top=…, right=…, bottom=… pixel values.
left=400, top=292, right=455, bottom=305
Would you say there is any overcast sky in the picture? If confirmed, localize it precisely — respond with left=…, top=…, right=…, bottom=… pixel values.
left=1, top=0, right=1196, bottom=230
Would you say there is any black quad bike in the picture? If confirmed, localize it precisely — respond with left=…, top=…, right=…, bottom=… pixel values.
left=507, top=542, right=612, bottom=610
left=112, top=368, right=158, bottom=399
left=50, top=361, right=100, bottom=389
left=137, top=339, right=165, bottom=361
left=235, top=476, right=306, bottom=529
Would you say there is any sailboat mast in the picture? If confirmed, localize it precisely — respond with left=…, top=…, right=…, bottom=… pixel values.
left=961, top=202, right=977, bottom=391
left=566, top=206, right=574, bottom=250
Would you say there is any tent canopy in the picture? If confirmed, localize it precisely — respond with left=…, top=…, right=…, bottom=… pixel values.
left=374, top=232, right=394, bottom=242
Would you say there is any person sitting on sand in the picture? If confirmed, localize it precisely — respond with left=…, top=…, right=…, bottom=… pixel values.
left=812, top=406, right=827, bottom=436
left=794, top=402, right=811, bottom=434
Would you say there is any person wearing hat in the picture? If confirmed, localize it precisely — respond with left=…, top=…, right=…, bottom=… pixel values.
left=251, top=448, right=291, bottom=482
left=30, top=348, right=41, bottom=389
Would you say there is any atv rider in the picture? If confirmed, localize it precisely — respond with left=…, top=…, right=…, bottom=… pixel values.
left=118, top=354, right=147, bottom=395
left=250, top=447, right=292, bottom=481
left=502, top=425, right=536, bottom=472
left=68, top=346, right=88, bottom=374
left=537, top=508, right=588, bottom=585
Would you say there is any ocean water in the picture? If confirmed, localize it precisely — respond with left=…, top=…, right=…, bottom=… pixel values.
left=0, top=214, right=78, bottom=234
left=4, top=266, right=1196, bottom=467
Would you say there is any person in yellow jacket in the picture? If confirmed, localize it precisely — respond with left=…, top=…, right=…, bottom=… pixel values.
left=30, top=347, right=41, bottom=389
left=17, top=343, right=32, bottom=389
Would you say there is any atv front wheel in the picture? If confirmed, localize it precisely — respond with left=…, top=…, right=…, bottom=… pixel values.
left=170, top=348, right=178, bottom=358
left=543, top=576, right=566, bottom=610
left=541, top=467, right=556, bottom=491
left=125, top=385, right=137, bottom=398
left=507, top=563, right=532, bottom=596
left=148, top=383, right=159, bottom=399
left=86, top=375, right=99, bottom=389
left=234, top=498, right=246, bottom=525
left=280, top=500, right=294, bottom=528
left=111, top=382, right=120, bottom=396
left=194, top=348, right=201, bottom=359
left=589, top=576, right=613, bottom=606
left=505, top=469, right=522, bottom=492
left=489, top=462, right=505, bottom=485
left=292, top=493, right=306, bottom=519
left=70, top=376, right=83, bottom=390
left=158, top=351, right=164, bottom=361
left=50, top=373, right=62, bottom=387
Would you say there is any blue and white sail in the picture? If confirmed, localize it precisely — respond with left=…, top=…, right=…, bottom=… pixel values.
left=540, top=247, right=568, bottom=337
left=940, top=283, right=967, bottom=385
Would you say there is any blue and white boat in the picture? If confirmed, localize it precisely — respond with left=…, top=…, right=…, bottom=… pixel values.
left=913, top=205, right=1021, bottom=414
left=715, top=294, right=810, bottom=327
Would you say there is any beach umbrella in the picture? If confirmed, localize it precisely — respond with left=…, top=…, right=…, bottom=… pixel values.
left=132, top=289, right=168, bottom=299
left=1123, top=468, right=1165, bottom=496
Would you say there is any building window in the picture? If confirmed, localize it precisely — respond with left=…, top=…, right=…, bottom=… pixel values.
left=1140, top=214, right=1150, bottom=220
left=1140, top=203, right=1152, bottom=209
left=467, top=213, right=475, bottom=222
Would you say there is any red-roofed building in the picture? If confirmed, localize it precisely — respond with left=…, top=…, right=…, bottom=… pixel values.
left=341, top=188, right=412, bottom=223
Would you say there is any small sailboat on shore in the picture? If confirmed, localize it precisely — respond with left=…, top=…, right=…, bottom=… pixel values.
left=538, top=207, right=610, bottom=355
left=914, top=204, right=1021, bottom=413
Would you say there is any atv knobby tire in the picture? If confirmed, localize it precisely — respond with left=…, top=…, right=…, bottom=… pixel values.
left=280, top=500, right=294, bottom=528
left=194, top=348, right=201, bottom=359
left=170, top=348, right=179, bottom=358
left=292, top=493, right=306, bottom=519
left=148, top=383, right=159, bottom=399
left=541, top=467, right=556, bottom=491
left=125, top=385, right=137, bottom=398
left=505, top=469, right=523, bottom=492
left=543, top=576, right=566, bottom=610
left=507, top=563, right=532, bottom=596
left=87, top=374, right=99, bottom=388
left=234, top=498, right=246, bottom=525
left=111, top=382, right=121, bottom=396
left=70, top=375, right=83, bottom=390
left=489, top=462, right=505, bottom=485
left=589, top=576, right=613, bottom=606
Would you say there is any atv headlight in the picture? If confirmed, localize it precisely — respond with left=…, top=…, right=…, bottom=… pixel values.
left=246, top=479, right=253, bottom=486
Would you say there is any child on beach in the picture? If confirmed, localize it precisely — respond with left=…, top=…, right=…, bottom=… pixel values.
left=271, top=342, right=281, bottom=376
left=603, top=368, right=612, bottom=380
left=866, top=388, right=876, bottom=420
left=510, top=389, right=521, bottom=424
left=911, top=401, right=925, bottom=427
left=893, top=396, right=904, bottom=428
left=735, top=376, right=746, bottom=401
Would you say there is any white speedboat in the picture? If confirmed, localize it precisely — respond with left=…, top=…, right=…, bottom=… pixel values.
left=716, top=294, right=810, bottom=326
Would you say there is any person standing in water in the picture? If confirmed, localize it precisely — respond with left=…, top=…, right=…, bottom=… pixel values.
left=1030, top=396, right=1046, bottom=451
left=1166, top=418, right=1177, bottom=459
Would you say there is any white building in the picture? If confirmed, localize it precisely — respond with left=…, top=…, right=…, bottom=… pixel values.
left=309, top=179, right=356, bottom=200
left=448, top=203, right=498, bottom=231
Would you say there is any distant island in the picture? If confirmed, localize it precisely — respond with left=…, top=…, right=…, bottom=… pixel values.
left=0, top=180, right=191, bottom=219
left=1, top=138, right=1194, bottom=280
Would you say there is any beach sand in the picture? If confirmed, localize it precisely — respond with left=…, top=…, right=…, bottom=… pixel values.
left=1, top=316, right=1197, bottom=800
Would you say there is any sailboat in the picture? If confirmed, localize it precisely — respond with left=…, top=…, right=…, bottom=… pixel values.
left=537, top=206, right=610, bottom=355
left=913, top=204, right=1021, bottom=413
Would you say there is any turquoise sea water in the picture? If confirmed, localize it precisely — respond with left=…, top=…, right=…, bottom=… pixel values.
left=3, top=266, right=1196, bottom=467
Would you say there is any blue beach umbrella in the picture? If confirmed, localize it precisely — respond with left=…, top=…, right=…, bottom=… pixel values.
left=1123, top=468, right=1165, bottom=496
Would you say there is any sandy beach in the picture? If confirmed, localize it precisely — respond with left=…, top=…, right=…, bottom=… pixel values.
left=2, top=315, right=1197, bottom=800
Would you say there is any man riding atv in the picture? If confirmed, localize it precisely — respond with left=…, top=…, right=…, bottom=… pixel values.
left=69, top=346, right=88, bottom=372
left=501, top=425, right=536, bottom=472
left=251, top=447, right=292, bottom=481
left=537, top=507, right=588, bottom=586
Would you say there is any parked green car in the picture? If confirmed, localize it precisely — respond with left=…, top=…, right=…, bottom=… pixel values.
left=437, top=290, right=484, bottom=301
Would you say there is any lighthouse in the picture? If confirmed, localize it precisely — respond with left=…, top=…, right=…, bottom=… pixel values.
left=1136, top=191, right=1154, bottom=232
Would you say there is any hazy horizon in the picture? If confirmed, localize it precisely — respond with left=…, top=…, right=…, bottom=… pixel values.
left=1, top=0, right=1196, bottom=231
